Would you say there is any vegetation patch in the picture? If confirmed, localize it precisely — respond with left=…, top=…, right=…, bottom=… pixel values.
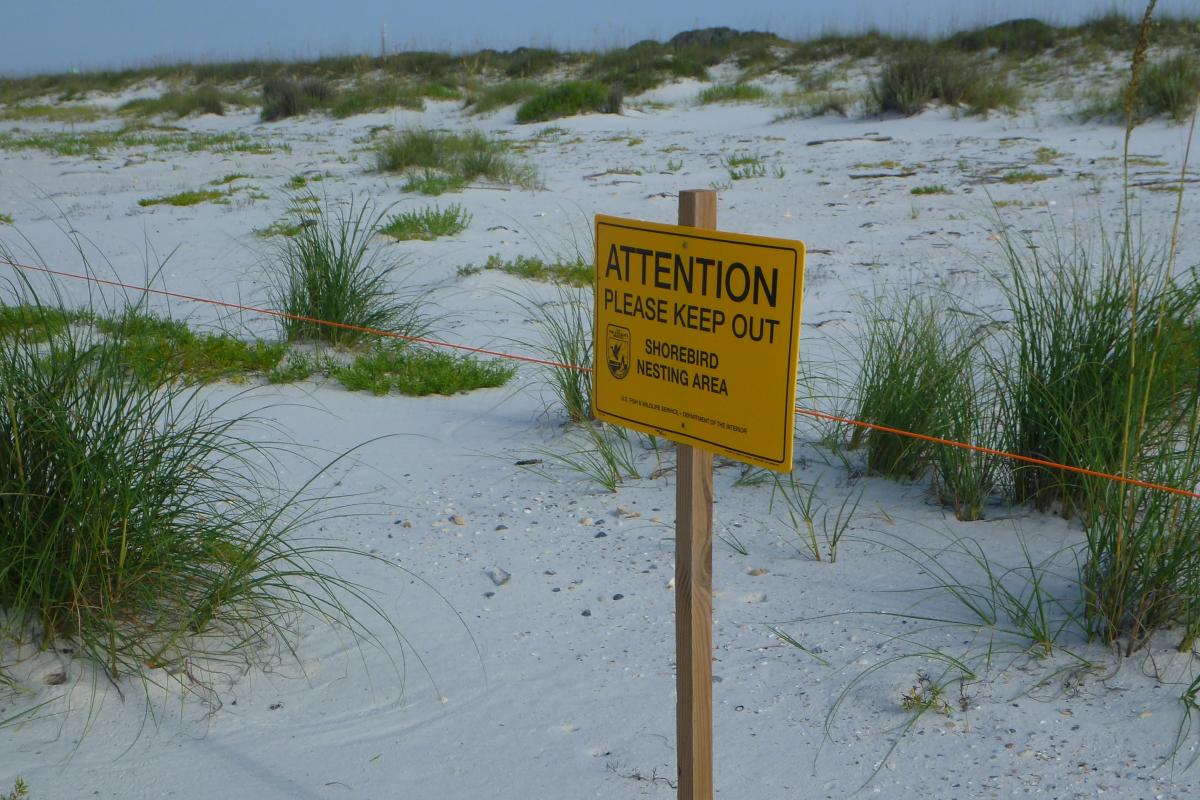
left=0, top=297, right=392, bottom=693
left=376, top=127, right=539, bottom=192
left=0, top=127, right=288, bottom=158
left=379, top=204, right=471, bottom=240
left=330, top=81, right=425, bottom=118
left=268, top=195, right=427, bottom=346
left=0, top=104, right=104, bottom=123
left=516, top=80, right=618, bottom=123
left=467, top=80, right=540, bottom=114
left=119, top=86, right=255, bottom=118
left=0, top=212, right=12, bottom=225
left=697, top=83, right=769, bottom=104
left=1000, top=170, right=1047, bottom=184
left=723, top=152, right=767, bottom=180
left=874, top=45, right=1020, bottom=116
left=329, top=342, right=514, bottom=396
left=910, top=184, right=950, bottom=195
left=138, top=188, right=228, bottom=207
left=463, top=253, right=591, bottom=286
left=261, top=76, right=335, bottom=121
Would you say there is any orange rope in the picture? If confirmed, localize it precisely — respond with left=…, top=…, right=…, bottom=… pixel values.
left=6, top=258, right=1200, bottom=501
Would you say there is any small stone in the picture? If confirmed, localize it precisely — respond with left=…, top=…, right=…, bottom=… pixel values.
left=269, top=702, right=283, bottom=711
left=666, top=577, right=676, bottom=590
left=712, top=675, right=723, bottom=683
left=612, top=593, right=624, bottom=601
left=552, top=587, right=560, bottom=592
left=580, top=517, right=595, bottom=526
left=450, top=514, right=466, bottom=526
left=485, top=567, right=511, bottom=587
left=748, top=568, right=768, bottom=576
left=594, top=531, right=607, bottom=538
left=1139, top=711, right=1153, bottom=719
left=544, top=569, right=556, bottom=575
left=581, top=609, right=591, bottom=617
left=483, top=591, right=495, bottom=598
left=616, top=506, right=640, bottom=519
left=495, top=524, right=509, bottom=531
left=403, top=521, right=412, bottom=528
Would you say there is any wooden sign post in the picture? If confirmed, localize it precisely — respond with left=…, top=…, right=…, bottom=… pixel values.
left=675, top=190, right=716, bottom=800
left=592, top=191, right=805, bottom=800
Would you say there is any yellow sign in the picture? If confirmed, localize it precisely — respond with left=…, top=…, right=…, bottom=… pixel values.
left=593, top=214, right=805, bottom=470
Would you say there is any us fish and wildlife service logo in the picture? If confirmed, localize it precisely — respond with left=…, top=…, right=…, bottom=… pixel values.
left=606, top=324, right=631, bottom=379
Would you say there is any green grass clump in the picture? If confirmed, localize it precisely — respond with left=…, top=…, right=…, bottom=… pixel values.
left=723, top=152, right=767, bottom=180
left=93, top=311, right=287, bottom=385
left=0, top=104, right=104, bottom=122
left=943, top=18, right=1058, bottom=55
left=379, top=204, right=471, bottom=240
left=269, top=194, right=427, bottom=347
left=1138, top=54, right=1200, bottom=121
left=0, top=294, right=390, bottom=687
left=850, top=293, right=965, bottom=481
left=376, top=128, right=539, bottom=192
left=466, top=80, right=540, bottom=114
left=910, top=184, right=950, bottom=195
left=0, top=303, right=83, bottom=341
left=119, top=86, right=254, bottom=118
left=0, top=213, right=13, bottom=225
left=261, top=76, right=335, bottom=121
left=1001, top=170, right=1047, bottom=184
left=517, top=288, right=593, bottom=422
left=330, top=342, right=514, bottom=396
left=468, top=253, right=591, bottom=286
left=515, top=80, right=617, bottom=123
left=0, top=127, right=288, bottom=158
left=329, top=81, right=425, bottom=118
left=697, top=83, right=769, bottom=104
left=874, top=45, right=1018, bottom=116
left=138, top=188, right=227, bottom=207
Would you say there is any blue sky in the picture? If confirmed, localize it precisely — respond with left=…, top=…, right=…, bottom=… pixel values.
left=2, top=1, right=1192, bottom=76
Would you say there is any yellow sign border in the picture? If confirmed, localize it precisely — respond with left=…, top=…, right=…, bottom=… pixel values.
left=592, top=214, right=805, bottom=470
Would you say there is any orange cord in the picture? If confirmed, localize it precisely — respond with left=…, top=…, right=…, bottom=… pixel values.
left=6, top=258, right=1199, bottom=501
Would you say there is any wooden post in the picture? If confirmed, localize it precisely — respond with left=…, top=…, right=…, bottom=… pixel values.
left=675, top=189, right=716, bottom=800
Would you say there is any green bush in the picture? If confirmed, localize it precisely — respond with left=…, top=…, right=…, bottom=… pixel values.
left=697, top=83, right=769, bottom=104
left=466, top=80, right=540, bottom=114
left=330, top=342, right=515, bottom=396
left=379, top=204, right=472, bottom=240
left=376, top=128, right=539, bottom=191
left=1138, top=54, right=1200, bottom=121
left=261, top=76, right=334, bottom=121
left=119, top=86, right=253, bottom=117
left=330, top=80, right=424, bottom=117
left=515, top=80, right=616, bottom=123
left=874, top=45, right=1018, bottom=115
left=943, top=19, right=1058, bottom=54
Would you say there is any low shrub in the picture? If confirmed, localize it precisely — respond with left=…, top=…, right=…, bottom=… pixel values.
left=261, top=76, right=334, bottom=121
left=330, top=80, right=424, bottom=117
left=466, top=80, right=540, bottom=114
left=697, top=83, right=769, bottom=104
left=515, top=80, right=617, bottom=123
left=379, top=204, right=472, bottom=240
left=874, top=45, right=1017, bottom=116
left=1138, top=54, right=1200, bottom=121
left=330, top=342, right=515, bottom=396
left=119, top=86, right=254, bottom=118
left=376, top=128, right=539, bottom=191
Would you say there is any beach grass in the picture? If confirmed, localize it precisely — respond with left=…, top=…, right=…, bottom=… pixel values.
left=0, top=290, right=396, bottom=690
left=376, top=127, right=539, bottom=191
left=268, top=194, right=428, bottom=346
left=379, top=204, right=471, bottom=241
left=516, top=80, right=617, bottom=123
left=329, top=341, right=514, bottom=396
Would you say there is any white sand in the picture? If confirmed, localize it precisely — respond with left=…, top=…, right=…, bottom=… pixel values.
left=1, top=72, right=1198, bottom=799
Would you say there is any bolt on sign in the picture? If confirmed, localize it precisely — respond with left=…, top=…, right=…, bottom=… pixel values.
left=593, top=214, right=806, bottom=470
